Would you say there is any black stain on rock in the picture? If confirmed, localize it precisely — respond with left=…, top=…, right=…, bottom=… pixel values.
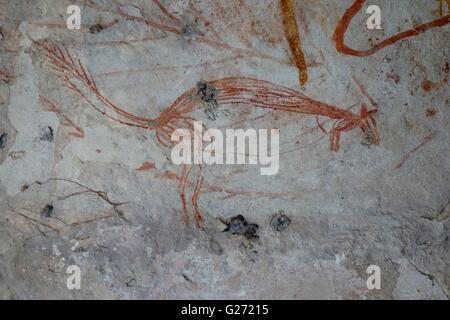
left=0, top=131, right=7, bottom=149
left=181, top=24, right=197, bottom=41
left=40, top=204, right=54, bottom=218
left=270, top=210, right=291, bottom=232
left=89, top=23, right=105, bottom=34
left=197, top=80, right=219, bottom=120
left=361, top=132, right=375, bottom=147
left=209, top=237, right=224, bottom=255
left=40, top=126, right=54, bottom=142
left=240, top=242, right=259, bottom=262
left=125, top=277, right=136, bottom=287
left=222, top=215, right=259, bottom=240
left=181, top=273, right=196, bottom=285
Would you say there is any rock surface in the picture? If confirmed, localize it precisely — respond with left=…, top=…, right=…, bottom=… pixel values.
left=0, top=0, right=449, bottom=299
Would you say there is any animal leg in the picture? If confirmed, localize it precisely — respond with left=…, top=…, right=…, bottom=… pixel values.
left=191, top=165, right=204, bottom=228
left=179, top=165, right=192, bottom=225
left=316, top=116, right=328, bottom=133
left=330, top=127, right=341, bottom=152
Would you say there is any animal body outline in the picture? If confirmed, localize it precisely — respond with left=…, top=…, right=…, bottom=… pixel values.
left=31, top=36, right=379, bottom=227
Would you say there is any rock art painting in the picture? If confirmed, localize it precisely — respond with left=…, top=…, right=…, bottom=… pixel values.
left=0, top=0, right=449, bottom=300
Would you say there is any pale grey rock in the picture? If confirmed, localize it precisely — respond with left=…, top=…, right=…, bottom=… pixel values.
left=0, top=0, right=449, bottom=299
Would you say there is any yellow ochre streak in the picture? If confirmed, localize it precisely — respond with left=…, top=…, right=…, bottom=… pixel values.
left=280, top=0, right=308, bottom=86
left=437, top=0, right=450, bottom=16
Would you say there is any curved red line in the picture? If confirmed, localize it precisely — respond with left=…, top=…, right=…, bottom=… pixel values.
left=333, top=0, right=450, bottom=57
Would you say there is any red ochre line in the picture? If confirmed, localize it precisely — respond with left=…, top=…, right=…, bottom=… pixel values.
left=334, top=0, right=450, bottom=57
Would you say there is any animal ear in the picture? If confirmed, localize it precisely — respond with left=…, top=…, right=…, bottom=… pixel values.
left=368, top=108, right=378, bottom=116
left=360, top=104, right=368, bottom=117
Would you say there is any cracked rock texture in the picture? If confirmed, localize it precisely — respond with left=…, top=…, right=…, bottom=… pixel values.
left=0, top=0, right=449, bottom=299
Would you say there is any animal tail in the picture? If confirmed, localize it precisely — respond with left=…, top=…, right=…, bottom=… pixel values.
left=29, top=36, right=152, bottom=129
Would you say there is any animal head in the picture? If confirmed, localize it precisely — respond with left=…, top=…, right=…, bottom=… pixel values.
left=359, top=104, right=380, bottom=145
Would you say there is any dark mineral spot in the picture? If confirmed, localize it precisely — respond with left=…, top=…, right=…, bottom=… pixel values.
left=387, top=72, right=400, bottom=84
left=240, top=242, right=258, bottom=262
left=443, top=62, right=449, bottom=74
left=361, top=132, right=375, bottom=147
left=197, top=81, right=219, bottom=120
left=181, top=24, right=197, bottom=41
left=222, top=215, right=259, bottom=240
left=89, top=23, right=105, bottom=34
left=126, top=277, right=136, bottom=287
left=209, top=237, right=224, bottom=255
left=0, top=131, right=7, bottom=149
left=74, top=246, right=87, bottom=253
left=197, top=81, right=218, bottom=104
left=181, top=273, right=196, bottom=284
left=270, top=210, right=291, bottom=232
left=40, top=204, right=54, bottom=218
left=426, top=108, right=437, bottom=117
left=421, top=80, right=433, bottom=92
left=40, top=126, right=54, bottom=142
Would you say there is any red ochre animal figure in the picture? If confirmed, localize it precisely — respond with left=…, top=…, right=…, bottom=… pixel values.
left=33, top=39, right=379, bottom=227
